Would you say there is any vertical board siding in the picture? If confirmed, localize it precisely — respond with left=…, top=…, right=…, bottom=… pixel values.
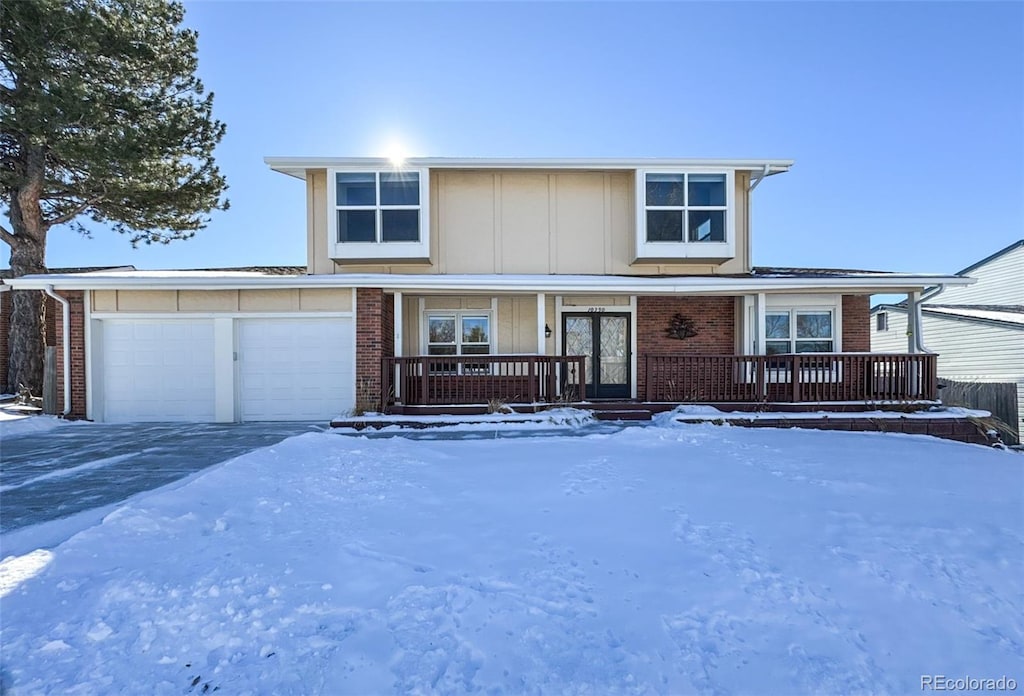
left=312, top=169, right=751, bottom=275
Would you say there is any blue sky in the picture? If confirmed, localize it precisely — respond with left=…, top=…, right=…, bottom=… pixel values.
left=30, top=1, right=1024, bottom=275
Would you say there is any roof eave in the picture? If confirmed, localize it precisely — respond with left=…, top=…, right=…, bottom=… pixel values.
left=6, top=272, right=972, bottom=295
left=264, top=157, right=796, bottom=181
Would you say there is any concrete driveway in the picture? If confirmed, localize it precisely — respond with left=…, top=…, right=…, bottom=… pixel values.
left=0, top=422, right=323, bottom=534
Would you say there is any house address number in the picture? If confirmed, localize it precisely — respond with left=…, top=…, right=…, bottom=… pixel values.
left=586, top=307, right=606, bottom=313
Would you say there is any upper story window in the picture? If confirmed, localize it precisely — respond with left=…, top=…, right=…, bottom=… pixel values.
left=635, top=168, right=735, bottom=261
left=645, top=173, right=726, bottom=242
left=328, top=168, right=430, bottom=261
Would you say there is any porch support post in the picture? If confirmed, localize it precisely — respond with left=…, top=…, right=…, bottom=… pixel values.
left=754, top=292, right=767, bottom=355
left=906, top=290, right=922, bottom=398
left=536, top=292, right=546, bottom=355
left=754, top=292, right=767, bottom=398
left=906, top=290, right=921, bottom=354
left=393, top=292, right=403, bottom=400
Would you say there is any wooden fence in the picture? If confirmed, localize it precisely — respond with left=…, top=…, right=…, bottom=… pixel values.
left=939, top=378, right=1020, bottom=444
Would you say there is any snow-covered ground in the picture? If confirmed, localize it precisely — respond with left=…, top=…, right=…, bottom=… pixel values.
left=0, top=411, right=76, bottom=439
left=1, top=423, right=1021, bottom=694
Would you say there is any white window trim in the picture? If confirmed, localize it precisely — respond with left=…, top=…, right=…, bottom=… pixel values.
left=634, top=167, right=736, bottom=261
left=421, top=310, right=496, bottom=356
left=736, top=295, right=844, bottom=384
left=764, top=308, right=837, bottom=356
left=327, top=166, right=430, bottom=261
left=759, top=297, right=842, bottom=383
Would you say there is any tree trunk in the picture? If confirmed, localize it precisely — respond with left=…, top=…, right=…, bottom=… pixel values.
left=6, top=239, right=46, bottom=396
left=6, top=141, right=49, bottom=396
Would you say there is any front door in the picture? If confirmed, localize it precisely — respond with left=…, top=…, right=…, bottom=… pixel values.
left=562, top=313, right=631, bottom=399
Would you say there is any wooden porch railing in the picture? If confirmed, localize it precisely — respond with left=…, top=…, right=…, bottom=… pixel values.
left=644, top=353, right=938, bottom=403
left=382, top=355, right=587, bottom=407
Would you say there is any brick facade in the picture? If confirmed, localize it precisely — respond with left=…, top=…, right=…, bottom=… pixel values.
left=381, top=291, right=395, bottom=360
left=355, top=288, right=393, bottom=410
left=841, top=295, right=871, bottom=352
left=54, top=290, right=87, bottom=418
left=636, top=296, right=735, bottom=400
left=678, top=416, right=994, bottom=446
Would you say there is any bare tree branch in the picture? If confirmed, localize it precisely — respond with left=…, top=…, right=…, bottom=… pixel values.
left=45, top=197, right=101, bottom=228
left=0, top=223, right=15, bottom=246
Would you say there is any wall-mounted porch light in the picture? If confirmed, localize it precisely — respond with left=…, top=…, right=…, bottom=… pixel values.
left=544, top=324, right=552, bottom=338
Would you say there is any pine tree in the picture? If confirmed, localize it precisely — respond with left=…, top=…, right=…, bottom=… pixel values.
left=1, top=0, right=228, bottom=394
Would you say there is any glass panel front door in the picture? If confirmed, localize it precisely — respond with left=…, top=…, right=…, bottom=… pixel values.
left=562, top=313, right=631, bottom=399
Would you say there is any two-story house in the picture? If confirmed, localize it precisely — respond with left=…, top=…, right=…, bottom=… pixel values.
left=5, top=157, right=972, bottom=422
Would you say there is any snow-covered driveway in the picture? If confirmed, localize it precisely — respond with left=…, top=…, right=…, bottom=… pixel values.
left=1, top=424, right=1021, bottom=694
left=0, top=421, right=323, bottom=534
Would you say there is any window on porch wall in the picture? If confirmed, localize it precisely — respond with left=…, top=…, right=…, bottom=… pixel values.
left=763, top=310, right=837, bottom=382
left=765, top=310, right=834, bottom=356
left=426, top=314, right=491, bottom=374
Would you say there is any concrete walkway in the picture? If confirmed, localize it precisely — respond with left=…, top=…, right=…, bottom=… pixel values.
left=0, top=422, right=322, bottom=533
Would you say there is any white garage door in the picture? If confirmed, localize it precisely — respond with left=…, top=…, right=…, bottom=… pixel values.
left=237, top=318, right=353, bottom=421
left=101, top=319, right=216, bottom=422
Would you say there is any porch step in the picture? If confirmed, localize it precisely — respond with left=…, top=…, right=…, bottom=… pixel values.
left=592, top=409, right=653, bottom=422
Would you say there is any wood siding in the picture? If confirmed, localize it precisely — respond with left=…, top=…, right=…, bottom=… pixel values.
left=308, top=169, right=752, bottom=276
left=90, top=289, right=353, bottom=313
left=401, top=295, right=545, bottom=356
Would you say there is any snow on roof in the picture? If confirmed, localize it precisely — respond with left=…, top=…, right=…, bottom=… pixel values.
left=0, top=265, right=136, bottom=280
left=923, top=305, right=1024, bottom=326
left=71, top=268, right=304, bottom=279
left=750, top=266, right=943, bottom=278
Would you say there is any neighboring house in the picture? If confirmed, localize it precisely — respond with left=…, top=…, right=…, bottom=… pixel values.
left=871, top=240, right=1024, bottom=443
left=4, top=157, right=972, bottom=423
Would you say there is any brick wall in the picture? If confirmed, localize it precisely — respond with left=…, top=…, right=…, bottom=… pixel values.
left=842, top=295, right=871, bottom=352
left=44, top=295, right=57, bottom=347
left=54, top=290, right=87, bottom=418
left=675, top=416, right=994, bottom=446
left=637, top=296, right=736, bottom=399
left=355, top=288, right=385, bottom=410
left=381, top=291, right=395, bottom=360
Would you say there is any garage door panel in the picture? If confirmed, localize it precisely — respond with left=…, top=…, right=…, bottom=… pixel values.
left=238, top=318, right=353, bottom=422
left=101, top=319, right=216, bottom=423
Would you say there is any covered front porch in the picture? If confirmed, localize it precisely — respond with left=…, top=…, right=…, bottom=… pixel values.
left=382, top=352, right=938, bottom=409
left=374, top=287, right=939, bottom=411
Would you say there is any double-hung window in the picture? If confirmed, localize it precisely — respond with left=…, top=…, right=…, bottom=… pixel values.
left=766, top=310, right=835, bottom=357
left=764, top=309, right=837, bottom=381
left=636, top=169, right=735, bottom=260
left=329, top=168, right=429, bottom=261
left=426, top=313, right=492, bottom=374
